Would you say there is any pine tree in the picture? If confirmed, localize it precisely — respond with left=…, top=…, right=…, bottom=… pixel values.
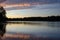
left=0, top=6, right=7, bottom=22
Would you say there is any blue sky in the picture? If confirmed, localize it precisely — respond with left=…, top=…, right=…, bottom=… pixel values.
left=0, top=0, right=60, bottom=18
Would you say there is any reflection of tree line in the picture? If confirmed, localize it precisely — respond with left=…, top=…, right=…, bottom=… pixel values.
left=0, top=22, right=6, bottom=39
left=0, top=23, right=6, bottom=37
left=7, top=21, right=42, bottom=25
left=7, top=16, right=60, bottom=21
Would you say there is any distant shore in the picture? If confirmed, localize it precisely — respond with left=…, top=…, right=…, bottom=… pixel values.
left=7, top=16, right=60, bottom=21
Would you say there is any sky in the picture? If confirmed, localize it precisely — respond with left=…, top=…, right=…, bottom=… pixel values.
left=0, top=0, right=60, bottom=18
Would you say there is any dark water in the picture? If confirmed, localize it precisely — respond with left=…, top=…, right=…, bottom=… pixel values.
left=0, top=21, right=60, bottom=40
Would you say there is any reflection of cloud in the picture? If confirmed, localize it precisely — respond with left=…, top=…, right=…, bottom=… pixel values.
left=3, top=33, right=31, bottom=40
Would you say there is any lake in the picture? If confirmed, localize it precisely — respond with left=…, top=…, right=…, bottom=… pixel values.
left=1, top=21, right=60, bottom=40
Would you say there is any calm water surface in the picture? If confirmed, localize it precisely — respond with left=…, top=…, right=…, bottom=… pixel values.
left=5, top=21, right=60, bottom=38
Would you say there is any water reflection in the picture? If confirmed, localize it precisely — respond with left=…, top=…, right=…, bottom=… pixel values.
left=6, top=21, right=60, bottom=40
left=47, top=22, right=60, bottom=27
left=7, top=21, right=60, bottom=27
left=0, top=23, right=6, bottom=39
left=7, top=21, right=46, bottom=26
left=0, top=21, right=60, bottom=40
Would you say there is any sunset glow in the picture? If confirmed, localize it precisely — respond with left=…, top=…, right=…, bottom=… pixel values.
left=0, top=0, right=60, bottom=18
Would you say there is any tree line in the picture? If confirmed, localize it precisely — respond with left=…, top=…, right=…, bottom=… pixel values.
left=0, top=6, right=60, bottom=22
left=7, top=16, right=60, bottom=21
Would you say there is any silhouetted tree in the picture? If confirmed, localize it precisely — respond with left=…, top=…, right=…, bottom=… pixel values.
left=0, top=6, right=7, bottom=22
